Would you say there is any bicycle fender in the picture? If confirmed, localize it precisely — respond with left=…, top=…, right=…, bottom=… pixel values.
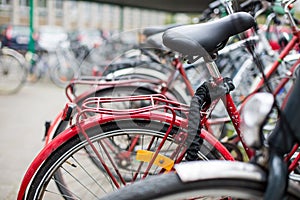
left=17, top=125, right=78, bottom=200
left=175, top=160, right=266, bottom=182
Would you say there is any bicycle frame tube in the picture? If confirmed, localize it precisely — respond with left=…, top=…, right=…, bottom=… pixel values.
left=159, top=57, right=195, bottom=97
left=219, top=55, right=300, bottom=160
left=203, top=34, right=300, bottom=160
left=273, top=58, right=300, bottom=107
left=284, top=143, right=300, bottom=174
left=290, top=156, right=300, bottom=175
left=204, top=60, right=254, bottom=159
left=174, top=58, right=195, bottom=95
left=222, top=93, right=254, bottom=159
left=256, top=35, right=299, bottom=89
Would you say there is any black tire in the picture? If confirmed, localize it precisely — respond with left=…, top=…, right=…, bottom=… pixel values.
left=100, top=172, right=300, bottom=200
left=0, top=48, right=27, bottom=94
left=26, top=120, right=222, bottom=199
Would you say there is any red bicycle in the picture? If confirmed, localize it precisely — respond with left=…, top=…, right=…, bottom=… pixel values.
left=18, top=0, right=300, bottom=199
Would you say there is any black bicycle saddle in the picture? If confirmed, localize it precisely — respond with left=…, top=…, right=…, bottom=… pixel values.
left=143, top=24, right=182, bottom=37
left=162, top=12, right=256, bottom=58
left=144, top=32, right=167, bottom=50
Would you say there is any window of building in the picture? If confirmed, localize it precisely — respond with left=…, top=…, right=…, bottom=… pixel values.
left=0, top=0, right=11, bottom=5
left=38, top=0, right=47, bottom=7
left=55, top=0, right=63, bottom=9
left=19, top=0, right=28, bottom=6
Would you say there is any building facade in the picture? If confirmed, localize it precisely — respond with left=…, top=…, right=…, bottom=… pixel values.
left=0, top=0, right=168, bottom=31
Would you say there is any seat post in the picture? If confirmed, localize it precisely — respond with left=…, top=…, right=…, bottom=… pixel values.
left=205, top=60, right=222, bottom=79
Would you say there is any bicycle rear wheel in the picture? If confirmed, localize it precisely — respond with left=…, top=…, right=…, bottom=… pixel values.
left=0, top=48, right=27, bottom=94
left=26, top=119, right=222, bottom=199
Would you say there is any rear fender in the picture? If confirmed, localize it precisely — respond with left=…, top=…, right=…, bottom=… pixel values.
left=175, top=160, right=266, bottom=182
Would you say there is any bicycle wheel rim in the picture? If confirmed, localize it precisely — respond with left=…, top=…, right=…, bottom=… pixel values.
left=50, top=63, right=78, bottom=88
left=0, top=51, right=27, bottom=94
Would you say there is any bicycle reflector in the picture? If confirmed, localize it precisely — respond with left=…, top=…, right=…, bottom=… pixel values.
left=62, top=103, right=77, bottom=121
left=136, top=150, right=174, bottom=171
left=240, top=93, right=274, bottom=149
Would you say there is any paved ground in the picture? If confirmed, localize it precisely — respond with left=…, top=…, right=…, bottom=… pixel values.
left=0, top=80, right=67, bottom=200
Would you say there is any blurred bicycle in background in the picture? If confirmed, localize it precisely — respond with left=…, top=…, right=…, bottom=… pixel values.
left=0, top=47, right=28, bottom=95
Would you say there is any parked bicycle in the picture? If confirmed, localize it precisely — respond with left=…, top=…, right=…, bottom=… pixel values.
left=26, top=41, right=94, bottom=88
left=17, top=0, right=300, bottom=199
left=16, top=11, right=256, bottom=199
left=0, top=47, right=27, bottom=95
